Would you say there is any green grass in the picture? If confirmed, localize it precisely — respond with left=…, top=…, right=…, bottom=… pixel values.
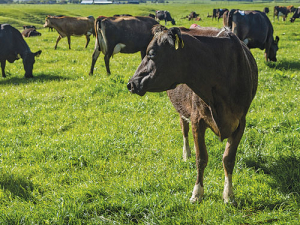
left=0, top=3, right=299, bottom=224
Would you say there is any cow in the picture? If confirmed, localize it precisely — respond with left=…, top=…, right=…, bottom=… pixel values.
left=290, top=7, right=300, bottom=22
left=23, top=25, right=36, bottom=30
left=127, top=25, right=258, bottom=204
left=212, top=8, right=229, bottom=21
left=188, top=11, right=200, bottom=21
left=0, top=24, right=42, bottom=78
left=273, top=5, right=295, bottom=21
left=43, top=15, right=95, bottom=49
left=226, top=10, right=279, bottom=62
left=155, top=10, right=176, bottom=25
left=22, top=28, right=42, bottom=37
left=263, top=7, right=269, bottom=14
left=89, top=16, right=159, bottom=75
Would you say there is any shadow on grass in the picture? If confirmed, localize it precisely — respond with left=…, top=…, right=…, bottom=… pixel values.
left=0, top=73, right=70, bottom=86
left=266, top=59, right=300, bottom=71
left=0, top=172, right=38, bottom=202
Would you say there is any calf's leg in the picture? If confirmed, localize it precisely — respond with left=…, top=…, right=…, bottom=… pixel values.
left=222, top=117, right=245, bottom=204
left=1, top=61, right=6, bottom=78
left=190, top=118, right=208, bottom=203
left=180, top=117, right=191, bottom=161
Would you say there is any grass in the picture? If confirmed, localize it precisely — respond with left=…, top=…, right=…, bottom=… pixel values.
left=0, top=2, right=300, bottom=224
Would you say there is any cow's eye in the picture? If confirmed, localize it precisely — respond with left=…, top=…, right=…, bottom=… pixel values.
left=147, top=49, right=155, bottom=59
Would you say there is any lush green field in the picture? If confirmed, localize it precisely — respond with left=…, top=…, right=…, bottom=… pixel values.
left=0, top=3, right=299, bottom=224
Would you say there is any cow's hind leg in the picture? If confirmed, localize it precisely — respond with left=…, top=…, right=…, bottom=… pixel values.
left=85, top=35, right=91, bottom=48
left=190, top=118, right=208, bottom=203
left=104, top=53, right=112, bottom=75
left=54, top=36, right=62, bottom=49
left=222, top=117, right=245, bottom=205
left=89, top=47, right=100, bottom=76
left=1, top=61, right=6, bottom=78
left=180, top=116, right=191, bottom=161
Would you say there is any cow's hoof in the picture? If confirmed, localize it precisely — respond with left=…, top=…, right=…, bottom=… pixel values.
left=190, top=196, right=202, bottom=204
left=223, top=196, right=237, bottom=207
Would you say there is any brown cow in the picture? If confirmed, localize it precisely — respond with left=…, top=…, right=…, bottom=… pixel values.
left=22, top=28, right=42, bottom=37
left=274, top=5, right=295, bottom=21
left=127, top=25, right=258, bottom=204
left=43, top=15, right=95, bottom=49
left=89, top=16, right=158, bottom=75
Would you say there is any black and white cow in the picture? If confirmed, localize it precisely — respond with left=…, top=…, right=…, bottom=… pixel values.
left=155, top=10, right=176, bottom=25
left=290, top=7, right=300, bottom=22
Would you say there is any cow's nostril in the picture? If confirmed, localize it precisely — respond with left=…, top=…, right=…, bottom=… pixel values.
left=127, top=82, right=135, bottom=93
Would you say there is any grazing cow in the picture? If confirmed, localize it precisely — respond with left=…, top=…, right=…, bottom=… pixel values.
left=274, top=5, right=295, bottom=21
left=155, top=10, right=176, bottom=25
left=89, top=16, right=159, bottom=75
left=290, top=7, right=300, bottom=22
left=22, top=28, right=42, bottom=37
left=43, top=15, right=95, bottom=49
left=212, top=8, right=229, bottom=21
left=127, top=25, right=258, bottom=204
left=188, top=11, right=200, bottom=21
left=226, top=10, right=279, bottom=62
left=263, top=7, right=269, bottom=14
left=0, top=24, right=42, bottom=78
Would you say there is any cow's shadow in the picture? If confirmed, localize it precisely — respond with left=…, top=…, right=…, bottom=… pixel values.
left=0, top=73, right=69, bottom=86
left=0, top=172, right=38, bottom=202
left=267, top=59, right=300, bottom=70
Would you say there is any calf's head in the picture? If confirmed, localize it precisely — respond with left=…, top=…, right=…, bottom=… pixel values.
left=268, top=36, right=279, bottom=62
left=23, top=50, right=42, bottom=78
left=127, top=26, right=184, bottom=96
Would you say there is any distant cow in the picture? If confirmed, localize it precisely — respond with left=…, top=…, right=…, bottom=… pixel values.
left=155, top=10, right=175, bottom=25
left=23, top=25, right=36, bottom=30
left=290, top=7, right=300, bottom=22
left=263, top=7, right=269, bottom=14
left=0, top=24, right=42, bottom=78
left=212, top=8, right=229, bottom=21
left=113, top=14, right=132, bottom=17
left=188, top=11, right=199, bottom=21
left=22, top=28, right=42, bottom=37
left=43, top=15, right=95, bottom=49
left=89, top=16, right=159, bottom=75
left=274, top=5, right=295, bottom=21
left=127, top=25, right=258, bottom=204
left=226, top=10, right=279, bottom=62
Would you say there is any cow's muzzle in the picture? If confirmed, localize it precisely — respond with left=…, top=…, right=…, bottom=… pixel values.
left=127, top=81, right=145, bottom=96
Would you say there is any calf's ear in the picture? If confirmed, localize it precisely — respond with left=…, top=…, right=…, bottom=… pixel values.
left=167, top=27, right=184, bottom=50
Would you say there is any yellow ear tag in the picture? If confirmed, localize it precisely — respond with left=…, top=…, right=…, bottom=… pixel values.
left=175, top=34, right=179, bottom=50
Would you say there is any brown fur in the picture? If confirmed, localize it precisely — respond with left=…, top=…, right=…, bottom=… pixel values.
left=127, top=25, right=258, bottom=203
left=43, top=16, right=95, bottom=49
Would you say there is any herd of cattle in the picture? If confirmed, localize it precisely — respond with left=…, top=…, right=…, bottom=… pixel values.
left=0, top=5, right=298, bottom=203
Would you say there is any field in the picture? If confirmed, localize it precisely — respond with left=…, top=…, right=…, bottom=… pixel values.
left=0, top=2, right=299, bottom=224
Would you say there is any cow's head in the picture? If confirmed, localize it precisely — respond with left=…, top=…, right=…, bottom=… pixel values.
left=171, top=19, right=176, bottom=25
left=290, top=17, right=296, bottom=22
left=43, top=16, right=51, bottom=28
left=268, top=36, right=279, bottom=62
left=127, top=26, right=184, bottom=96
left=23, top=50, right=42, bottom=78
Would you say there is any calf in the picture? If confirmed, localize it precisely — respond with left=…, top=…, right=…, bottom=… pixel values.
left=155, top=10, right=175, bottom=25
left=43, top=15, right=95, bottom=49
left=127, top=25, right=258, bottom=204
left=226, top=10, right=279, bottom=62
left=0, top=24, right=42, bottom=78
left=89, top=16, right=158, bottom=75
left=290, top=7, right=300, bottom=22
left=188, top=11, right=199, bottom=21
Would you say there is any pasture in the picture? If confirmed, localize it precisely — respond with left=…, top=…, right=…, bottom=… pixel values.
left=0, top=2, right=299, bottom=224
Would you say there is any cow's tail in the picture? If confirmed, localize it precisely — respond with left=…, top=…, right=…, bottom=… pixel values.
left=95, top=18, right=102, bottom=51
left=227, top=9, right=236, bottom=29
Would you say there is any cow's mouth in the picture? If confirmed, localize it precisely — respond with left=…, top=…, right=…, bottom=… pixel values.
left=127, top=81, right=146, bottom=96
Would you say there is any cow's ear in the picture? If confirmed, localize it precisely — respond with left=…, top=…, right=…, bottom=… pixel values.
left=167, top=27, right=184, bottom=50
left=34, top=50, right=42, bottom=57
left=275, top=36, right=279, bottom=44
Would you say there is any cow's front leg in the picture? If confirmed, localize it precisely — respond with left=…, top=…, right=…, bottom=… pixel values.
left=54, top=35, right=62, bottom=49
left=1, top=61, right=6, bottom=78
left=222, top=117, right=245, bottom=205
left=190, top=118, right=207, bottom=203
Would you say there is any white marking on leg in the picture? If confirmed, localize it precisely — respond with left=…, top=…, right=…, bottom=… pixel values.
left=182, top=135, right=191, bottom=161
left=190, top=184, right=204, bottom=203
left=223, top=174, right=235, bottom=204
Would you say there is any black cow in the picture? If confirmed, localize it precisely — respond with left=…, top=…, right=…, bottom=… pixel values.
left=22, top=28, right=42, bottom=37
left=290, top=7, right=300, bottom=22
left=227, top=10, right=279, bottom=62
left=0, top=24, right=42, bottom=78
left=212, top=8, right=229, bottom=21
left=155, top=10, right=175, bottom=25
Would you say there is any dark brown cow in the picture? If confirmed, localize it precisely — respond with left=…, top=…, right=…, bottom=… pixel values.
left=290, top=7, right=300, bottom=22
left=89, top=16, right=159, bottom=75
left=226, top=10, right=279, bottom=62
left=43, top=16, right=95, bottom=49
left=22, top=28, right=42, bottom=37
left=212, top=8, right=229, bottom=21
left=274, top=5, right=295, bottom=21
left=127, top=25, right=258, bottom=204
